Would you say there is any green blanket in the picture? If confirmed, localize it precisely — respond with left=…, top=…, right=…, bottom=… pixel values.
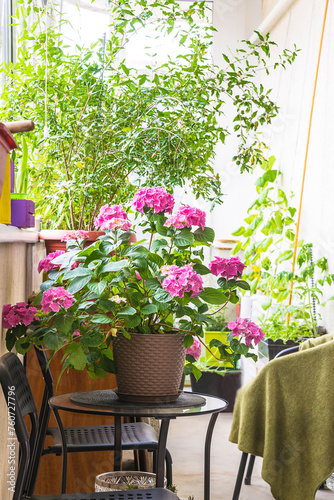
left=299, top=332, right=334, bottom=351
left=229, top=337, right=334, bottom=500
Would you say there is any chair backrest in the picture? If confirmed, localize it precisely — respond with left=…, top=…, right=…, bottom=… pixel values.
left=274, top=345, right=299, bottom=359
left=33, top=345, right=55, bottom=397
left=0, top=352, right=39, bottom=500
left=24, top=346, right=55, bottom=496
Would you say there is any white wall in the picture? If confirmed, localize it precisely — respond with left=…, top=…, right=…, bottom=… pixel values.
left=209, top=0, right=262, bottom=241
left=259, top=0, right=334, bottom=331
left=208, top=0, right=334, bottom=336
left=176, top=0, right=262, bottom=254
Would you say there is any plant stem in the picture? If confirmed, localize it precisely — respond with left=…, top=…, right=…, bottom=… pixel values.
left=148, top=230, right=154, bottom=251
left=60, top=141, right=75, bottom=229
left=207, top=300, right=229, bottom=316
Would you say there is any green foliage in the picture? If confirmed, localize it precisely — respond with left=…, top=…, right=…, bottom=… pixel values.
left=232, top=156, right=334, bottom=341
left=1, top=0, right=298, bottom=229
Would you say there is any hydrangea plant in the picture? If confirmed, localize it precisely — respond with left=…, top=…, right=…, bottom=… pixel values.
left=3, top=187, right=264, bottom=380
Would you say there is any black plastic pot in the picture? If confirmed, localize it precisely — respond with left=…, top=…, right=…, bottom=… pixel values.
left=266, top=338, right=301, bottom=361
left=190, top=369, right=242, bottom=412
left=265, top=327, right=327, bottom=361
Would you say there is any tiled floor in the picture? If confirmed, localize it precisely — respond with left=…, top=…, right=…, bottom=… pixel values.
left=166, top=412, right=333, bottom=500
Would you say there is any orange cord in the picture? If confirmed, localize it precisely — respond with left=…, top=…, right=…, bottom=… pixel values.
left=287, top=0, right=329, bottom=326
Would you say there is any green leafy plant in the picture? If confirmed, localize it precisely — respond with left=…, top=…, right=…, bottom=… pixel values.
left=192, top=324, right=241, bottom=373
left=0, top=0, right=298, bottom=229
left=198, top=308, right=236, bottom=371
left=190, top=360, right=237, bottom=376
left=166, top=485, right=178, bottom=494
left=205, top=308, right=228, bottom=332
left=231, top=156, right=334, bottom=341
left=258, top=243, right=334, bottom=341
left=3, top=188, right=266, bottom=380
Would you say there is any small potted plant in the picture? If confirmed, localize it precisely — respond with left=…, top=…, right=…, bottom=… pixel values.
left=3, top=187, right=265, bottom=403
left=203, top=291, right=241, bottom=369
left=189, top=317, right=264, bottom=411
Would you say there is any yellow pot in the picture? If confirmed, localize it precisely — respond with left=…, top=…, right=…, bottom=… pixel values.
left=204, top=331, right=235, bottom=368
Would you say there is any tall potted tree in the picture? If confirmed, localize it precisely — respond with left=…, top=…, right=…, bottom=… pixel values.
left=0, top=0, right=298, bottom=233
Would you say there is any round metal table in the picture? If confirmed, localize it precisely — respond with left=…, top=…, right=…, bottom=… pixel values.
left=49, top=391, right=227, bottom=500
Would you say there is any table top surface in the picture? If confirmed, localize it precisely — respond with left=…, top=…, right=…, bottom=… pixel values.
left=49, top=391, right=228, bottom=418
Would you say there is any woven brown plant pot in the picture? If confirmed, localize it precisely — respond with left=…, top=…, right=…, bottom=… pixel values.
left=112, top=332, right=186, bottom=403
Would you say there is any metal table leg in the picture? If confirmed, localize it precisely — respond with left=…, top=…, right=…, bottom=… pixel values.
left=204, top=412, right=219, bottom=500
left=156, top=418, right=170, bottom=488
left=114, top=415, right=122, bottom=471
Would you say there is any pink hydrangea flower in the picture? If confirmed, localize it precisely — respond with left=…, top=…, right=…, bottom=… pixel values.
left=41, top=287, right=74, bottom=313
left=101, top=218, right=132, bottom=231
left=165, top=205, right=206, bottom=231
left=228, top=318, right=265, bottom=346
left=94, top=205, right=131, bottom=231
left=209, top=256, right=245, bottom=279
left=133, top=187, right=174, bottom=214
left=186, top=336, right=202, bottom=360
left=162, top=264, right=204, bottom=298
left=38, top=250, right=65, bottom=273
left=135, top=271, right=142, bottom=280
left=61, top=230, right=90, bottom=242
left=73, top=329, right=81, bottom=337
left=2, top=302, right=39, bottom=329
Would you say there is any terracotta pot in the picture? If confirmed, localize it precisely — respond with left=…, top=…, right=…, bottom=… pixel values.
left=39, top=230, right=136, bottom=254
left=39, top=230, right=105, bottom=254
left=112, top=332, right=186, bottom=403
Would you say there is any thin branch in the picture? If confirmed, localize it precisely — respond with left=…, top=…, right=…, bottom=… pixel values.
left=60, top=141, right=75, bottom=229
left=206, top=301, right=229, bottom=316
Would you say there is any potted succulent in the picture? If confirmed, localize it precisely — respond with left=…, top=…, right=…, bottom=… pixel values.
left=0, top=0, right=298, bottom=233
left=3, top=187, right=265, bottom=403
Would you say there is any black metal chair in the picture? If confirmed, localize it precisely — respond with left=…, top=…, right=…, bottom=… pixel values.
left=27, top=346, right=172, bottom=495
left=0, top=352, right=178, bottom=500
left=232, top=345, right=299, bottom=500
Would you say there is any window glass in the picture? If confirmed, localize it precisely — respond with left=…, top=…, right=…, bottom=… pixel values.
left=60, top=0, right=212, bottom=64
left=125, top=1, right=213, bottom=69
left=60, top=0, right=110, bottom=52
